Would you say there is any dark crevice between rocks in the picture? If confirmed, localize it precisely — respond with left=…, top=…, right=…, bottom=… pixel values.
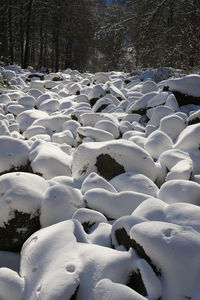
left=188, top=117, right=200, bottom=125
left=173, top=91, right=200, bottom=106
left=0, top=210, right=41, bottom=252
left=96, top=104, right=108, bottom=113
left=115, top=228, right=161, bottom=277
left=28, top=73, right=44, bottom=80
left=0, top=162, right=34, bottom=176
left=127, top=269, right=147, bottom=297
left=95, top=154, right=125, bottom=181
left=70, top=285, right=79, bottom=300
left=77, top=132, right=85, bottom=140
left=76, top=91, right=80, bottom=95
left=90, top=98, right=99, bottom=107
left=163, top=86, right=169, bottom=92
left=71, top=114, right=78, bottom=121
left=117, top=97, right=123, bottom=101
left=132, top=109, right=147, bottom=116
left=52, top=76, right=63, bottom=81
left=125, top=79, right=131, bottom=84
left=82, top=221, right=95, bottom=233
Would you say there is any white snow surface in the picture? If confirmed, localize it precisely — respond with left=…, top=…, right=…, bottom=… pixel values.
left=1, top=66, right=200, bottom=299
left=166, top=74, right=200, bottom=97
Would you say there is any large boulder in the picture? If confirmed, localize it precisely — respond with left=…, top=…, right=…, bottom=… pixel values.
left=72, top=140, right=157, bottom=181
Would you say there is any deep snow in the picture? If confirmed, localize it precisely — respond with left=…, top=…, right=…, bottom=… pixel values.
left=0, top=65, right=200, bottom=299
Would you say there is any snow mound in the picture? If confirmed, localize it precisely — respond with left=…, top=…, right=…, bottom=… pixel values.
left=72, top=140, right=157, bottom=181
left=130, top=221, right=200, bottom=300
left=166, top=74, right=200, bottom=97
left=20, top=220, right=136, bottom=300
left=29, top=140, right=72, bottom=179
left=0, top=136, right=29, bottom=174
left=110, top=172, right=158, bottom=196
left=94, top=278, right=147, bottom=300
left=0, top=172, right=48, bottom=251
left=84, top=188, right=151, bottom=219
left=40, top=184, right=83, bottom=227
left=0, top=268, right=24, bottom=300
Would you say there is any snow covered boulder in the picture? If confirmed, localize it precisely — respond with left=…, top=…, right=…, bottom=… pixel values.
left=94, top=72, right=110, bottom=84
left=174, top=123, right=200, bottom=151
left=17, top=96, right=36, bottom=108
left=95, top=119, right=120, bottom=138
left=6, top=103, right=33, bottom=117
left=157, top=149, right=194, bottom=182
left=141, top=80, right=158, bottom=94
left=40, top=184, right=83, bottom=227
left=172, top=123, right=200, bottom=174
left=81, top=172, right=117, bottom=194
left=92, top=97, right=113, bottom=113
left=147, top=106, right=174, bottom=128
left=159, top=114, right=185, bottom=142
left=140, top=67, right=173, bottom=82
left=94, top=278, right=147, bottom=300
left=110, top=172, right=158, bottom=197
left=62, top=119, right=80, bottom=137
left=20, top=220, right=137, bottom=300
left=159, top=148, right=191, bottom=170
left=16, top=110, right=48, bottom=132
left=77, top=126, right=114, bottom=142
left=23, top=125, right=49, bottom=139
left=0, top=268, right=24, bottom=300
left=132, top=198, right=168, bottom=222
left=79, top=112, right=118, bottom=127
left=0, top=94, right=11, bottom=104
left=39, top=98, right=60, bottom=113
left=146, top=92, right=169, bottom=108
left=144, top=130, right=173, bottom=160
left=0, top=172, right=49, bottom=252
left=0, top=120, right=11, bottom=136
left=111, top=215, right=147, bottom=249
left=84, top=188, right=151, bottom=219
left=165, top=159, right=193, bottom=181
left=29, top=140, right=72, bottom=179
left=52, top=130, right=75, bottom=146
left=72, top=140, right=157, bottom=181
left=87, top=84, right=106, bottom=106
left=32, top=115, right=70, bottom=134
left=158, top=179, right=200, bottom=205
left=2, top=69, right=16, bottom=81
left=126, top=92, right=157, bottom=114
left=133, top=197, right=200, bottom=234
left=72, top=208, right=108, bottom=234
left=164, top=74, right=200, bottom=105
left=0, top=136, right=30, bottom=175
left=130, top=221, right=200, bottom=300
left=188, top=109, right=200, bottom=125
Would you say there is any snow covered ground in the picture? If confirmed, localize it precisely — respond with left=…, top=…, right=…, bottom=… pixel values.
left=0, top=65, right=200, bottom=299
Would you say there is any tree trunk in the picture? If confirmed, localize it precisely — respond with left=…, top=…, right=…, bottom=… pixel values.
left=23, top=0, right=33, bottom=68
left=8, top=0, right=14, bottom=64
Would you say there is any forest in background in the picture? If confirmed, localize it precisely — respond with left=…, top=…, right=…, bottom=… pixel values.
left=0, top=0, right=199, bottom=72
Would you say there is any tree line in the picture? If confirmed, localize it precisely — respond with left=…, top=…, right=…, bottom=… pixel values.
left=0, top=0, right=199, bottom=72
